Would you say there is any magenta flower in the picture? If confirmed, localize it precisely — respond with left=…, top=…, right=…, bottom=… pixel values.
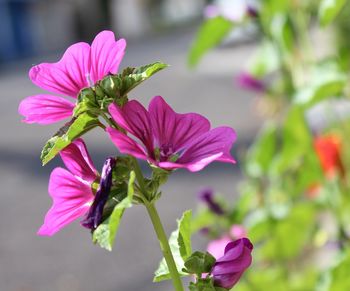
left=236, top=71, right=265, bottom=93
left=18, top=30, right=126, bottom=125
left=38, top=139, right=98, bottom=236
left=211, top=238, right=253, bottom=289
left=106, top=96, right=236, bottom=172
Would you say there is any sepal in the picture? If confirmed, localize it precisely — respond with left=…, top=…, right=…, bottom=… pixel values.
left=183, top=251, right=216, bottom=277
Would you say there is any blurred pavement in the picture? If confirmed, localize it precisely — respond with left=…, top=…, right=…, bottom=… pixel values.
left=0, top=28, right=262, bottom=291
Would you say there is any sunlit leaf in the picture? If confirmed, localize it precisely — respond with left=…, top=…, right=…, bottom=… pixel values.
left=188, top=17, right=234, bottom=67
left=41, top=112, right=100, bottom=165
left=319, top=0, right=347, bottom=27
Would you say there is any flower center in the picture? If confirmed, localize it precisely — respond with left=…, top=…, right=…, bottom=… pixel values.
left=160, top=143, right=174, bottom=161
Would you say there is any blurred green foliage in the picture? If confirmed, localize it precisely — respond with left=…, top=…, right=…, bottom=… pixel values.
left=189, top=0, right=350, bottom=290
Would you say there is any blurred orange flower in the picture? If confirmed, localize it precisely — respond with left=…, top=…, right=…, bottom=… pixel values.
left=314, top=134, right=345, bottom=178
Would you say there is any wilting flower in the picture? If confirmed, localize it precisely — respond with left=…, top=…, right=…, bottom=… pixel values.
left=81, top=157, right=116, bottom=230
left=38, top=139, right=98, bottom=236
left=107, top=96, right=236, bottom=172
left=211, top=238, right=253, bottom=289
left=18, top=30, right=126, bottom=125
left=314, top=134, right=345, bottom=178
left=236, top=71, right=265, bottom=93
left=207, top=225, right=247, bottom=259
left=198, top=188, right=225, bottom=215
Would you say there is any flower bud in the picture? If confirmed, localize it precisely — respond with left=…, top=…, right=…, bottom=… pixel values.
left=198, top=188, right=225, bottom=215
left=236, top=72, right=265, bottom=93
left=81, top=157, right=116, bottom=229
left=211, top=238, right=253, bottom=289
left=246, top=5, right=259, bottom=18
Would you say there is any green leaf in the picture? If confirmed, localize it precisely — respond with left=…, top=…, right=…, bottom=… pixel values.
left=188, top=17, right=234, bottom=67
left=329, top=250, right=350, bottom=290
left=294, top=67, right=347, bottom=108
left=247, top=41, right=280, bottom=78
left=270, top=106, right=315, bottom=175
left=184, top=251, right=216, bottom=275
left=154, top=210, right=192, bottom=282
left=261, top=203, right=316, bottom=260
left=92, top=171, right=136, bottom=251
left=246, top=122, right=277, bottom=178
left=319, top=0, right=347, bottom=27
left=40, top=112, right=100, bottom=165
left=111, top=62, right=168, bottom=97
left=270, top=14, right=294, bottom=54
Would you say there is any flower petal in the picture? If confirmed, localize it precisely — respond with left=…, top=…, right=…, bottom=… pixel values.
left=81, top=157, right=116, bottom=230
left=38, top=168, right=93, bottom=236
left=159, top=127, right=236, bottom=172
left=18, top=94, right=74, bottom=124
left=109, top=102, right=154, bottom=154
left=207, top=235, right=232, bottom=259
left=90, top=30, right=126, bottom=83
left=176, top=126, right=236, bottom=171
left=106, top=127, right=150, bottom=161
left=149, top=96, right=210, bottom=151
left=59, top=139, right=98, bottom=184
left=29, top=42, right=91, bottom=97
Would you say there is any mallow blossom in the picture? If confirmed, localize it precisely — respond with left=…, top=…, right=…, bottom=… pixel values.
left=18, top=30, right=126, bottom=125
left=211, top=238, right=253, bottom=289
left=38, top=139, right=98, bottom=236
left=107, top=96, right=236, bottom=172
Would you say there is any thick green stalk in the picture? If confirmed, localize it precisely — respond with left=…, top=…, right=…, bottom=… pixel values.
left=145, top=202, right=184, bottom=291
left=131, top=158, right=184, bottom=291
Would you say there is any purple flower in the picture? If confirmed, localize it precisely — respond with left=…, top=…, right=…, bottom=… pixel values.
left=81, top=157, right=116, bottom=230
left=246, top=5, right=259, bottom=18
left=198, top=188, right=225, bottom=215
left=236, top=72, right=265, bottom=93
left=38, top=139, right=98, bottom=236
left=211, top=238, right=253, bottom=289
left=106, top=96, right=236, bottom=172
left=18, top=30, right=126, bottom=125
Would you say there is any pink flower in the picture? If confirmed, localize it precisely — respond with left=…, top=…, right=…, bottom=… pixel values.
left=208, top=235, right=232, bottom=259
left=106, top=96, right=236, bottom=172
left=229, top=224, right=247, bottom=239
left=207, top=225, right=247, bottom=259
left=18, top=30, right=126, bottom=125
left=38, top=139, right=98, bottom=236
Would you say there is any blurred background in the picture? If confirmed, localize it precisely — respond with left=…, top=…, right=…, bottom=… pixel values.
left=0, top=0, right=262, bottom=290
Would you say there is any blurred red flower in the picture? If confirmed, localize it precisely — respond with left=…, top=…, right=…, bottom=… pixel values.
left=314, top=134, right=345, bottom=178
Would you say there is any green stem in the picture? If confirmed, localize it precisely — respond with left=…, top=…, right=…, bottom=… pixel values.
left=131, top=158, right=184, bottom=291
left=145, top=202, right=185, bottom=291
left=99, top=111, right=116, bottom=128
left=131, top=156, right=147, bottom=194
